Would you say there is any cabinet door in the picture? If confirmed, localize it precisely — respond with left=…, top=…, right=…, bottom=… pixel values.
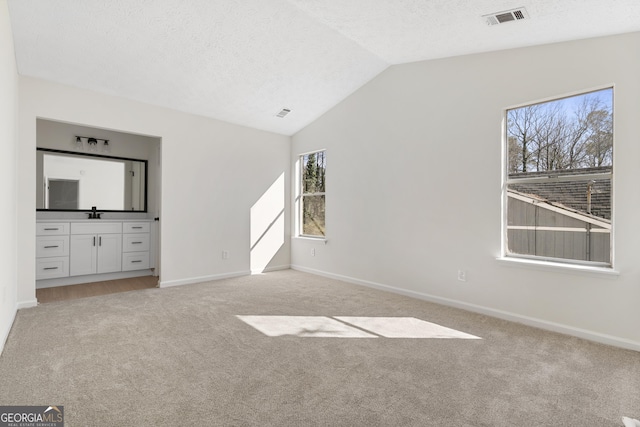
left=97, top=233, right=122, bottom=274
left=70, top=234, right=97, bottom=276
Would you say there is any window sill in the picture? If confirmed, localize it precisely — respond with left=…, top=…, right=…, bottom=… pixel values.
left=496, top=256, right=619, bottom=277
left=293, top=236, right=328, bottom=244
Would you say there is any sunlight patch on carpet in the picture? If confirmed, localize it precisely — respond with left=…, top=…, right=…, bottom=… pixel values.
left=334, top=317, right=481, bottom=339
left=236, top=315, right=377, bottom=338
left=236, top=315, right=481, bottom=339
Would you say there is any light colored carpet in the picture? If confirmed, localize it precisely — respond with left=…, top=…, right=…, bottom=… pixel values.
left=0, top=269, right=638, bottom=426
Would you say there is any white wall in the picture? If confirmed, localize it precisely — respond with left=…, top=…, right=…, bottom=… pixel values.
left=291, top=32, right=640, bottom=350
left=17, top=77, right=291, bottom=305
left=0, top=0, right=18, bottom=353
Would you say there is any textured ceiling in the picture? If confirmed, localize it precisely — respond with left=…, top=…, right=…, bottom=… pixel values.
left=7, top=0, right=640, bottom=135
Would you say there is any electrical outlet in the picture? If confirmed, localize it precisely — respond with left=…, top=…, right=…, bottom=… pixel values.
left=222, top=250, right=229, bottom=260
left=457, top=270, right=467, bottom=282
left=311, top=248, right=315, bottom=256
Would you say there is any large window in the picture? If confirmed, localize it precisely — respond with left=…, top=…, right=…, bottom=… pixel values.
left=298, top=150, right=326, bottom=237
left=504, top=88, right=613, bottom=266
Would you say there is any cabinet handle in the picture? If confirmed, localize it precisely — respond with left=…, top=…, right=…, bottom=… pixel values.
left=132, top=242, right=142, bottom=244
left=99, top=236, right=102, bottom=246
left=131, top=260, right=142, bottom=263
left=132, top=226, right=143, bottom=229
left=43, top=267, right=58, bottom=270
left=93, top=237, right=96, bottom=246
left=44, top=245, right=59, bottom=248
left=44, top=228, right=59, bottom=231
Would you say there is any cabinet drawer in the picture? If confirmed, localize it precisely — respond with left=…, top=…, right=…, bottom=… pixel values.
left=122, top=252, right=150, bottom=271
left=36, top=236, right=70, bottom=258
left=123, top=234, right=150, bottom=252
left=71, top=222, right=122, bottom=235
left=36, top=257, right=69, bottom=280
left=123, top=222, right=150, bottom=233
left=36, top=222, right=70, bottom=236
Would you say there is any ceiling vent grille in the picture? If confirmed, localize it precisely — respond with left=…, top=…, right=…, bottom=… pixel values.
left=276, top=108, right=291, bottom=118
left=483, top=7, right=529, bottom=26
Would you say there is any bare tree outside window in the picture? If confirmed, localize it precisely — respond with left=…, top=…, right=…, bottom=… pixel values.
left=507, top=90, right=612, bottom=173
left=300, top=151, right=326, bottom=237
left=505, top=88, right=613, bottom=265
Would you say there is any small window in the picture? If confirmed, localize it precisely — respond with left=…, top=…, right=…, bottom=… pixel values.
left=298, top=150, right=326, bottom=237
left=504, top=88, right=613, bottom=266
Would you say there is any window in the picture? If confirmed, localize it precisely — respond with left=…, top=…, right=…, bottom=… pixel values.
left=504, top=88, right=613, bottom=266
left=298, top=150, right=326, bottom=237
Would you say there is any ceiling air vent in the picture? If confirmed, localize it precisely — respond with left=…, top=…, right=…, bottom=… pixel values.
left=276, top=108, right=291, bottom=118
left=483, top=7, right=529, bottom=26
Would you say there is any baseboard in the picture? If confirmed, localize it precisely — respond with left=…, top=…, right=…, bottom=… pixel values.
left=291, top=265, right=640, bottom=352
left=251, top=264, right=291, bottom=274
left=0, top=306, right=17, bottom=356
left=17, top=299, right=38, bottom=309
left=36, top=270, right=154, bottom=289
left=159, top=270, right=250, bottom=288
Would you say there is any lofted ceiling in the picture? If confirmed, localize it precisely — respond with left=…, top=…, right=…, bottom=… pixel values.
left=7, top=0, right=640, bottom=136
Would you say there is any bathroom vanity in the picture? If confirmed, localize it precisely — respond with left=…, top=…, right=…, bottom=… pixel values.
left=34, top=139, right=158, bottom=289
left=36, top=219, right=155, bottom=288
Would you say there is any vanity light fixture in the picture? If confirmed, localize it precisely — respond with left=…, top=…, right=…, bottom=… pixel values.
left=87, top=137, right=98, bottom=152
left=75, top=136, right=112, bottom=152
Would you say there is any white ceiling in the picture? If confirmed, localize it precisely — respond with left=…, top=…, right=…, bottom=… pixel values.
left=7, top=0, right=640, bottom=135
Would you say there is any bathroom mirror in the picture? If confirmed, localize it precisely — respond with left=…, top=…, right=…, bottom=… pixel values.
left=36, top=148, right=147, bottom=212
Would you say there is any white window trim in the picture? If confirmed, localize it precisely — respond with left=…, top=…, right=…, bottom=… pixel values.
left=295, top=149, right=326, bottom=239
left=495, top=256, right=619, bottom=277
left=293, top=236, right=328, bottom=243
left=501, top=88, right=615, bottom=269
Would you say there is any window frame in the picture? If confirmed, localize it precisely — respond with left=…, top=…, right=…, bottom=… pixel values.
left=296, top=149, right=326, bottom=239
left=502, top=87, right=614, bottom=268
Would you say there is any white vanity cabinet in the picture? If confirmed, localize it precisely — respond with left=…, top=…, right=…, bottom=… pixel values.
left=36, top=219, right=154, bottom=286
left=69, top=222, right=123, bottom=276
left=36, top=222, right=70, bottom=279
